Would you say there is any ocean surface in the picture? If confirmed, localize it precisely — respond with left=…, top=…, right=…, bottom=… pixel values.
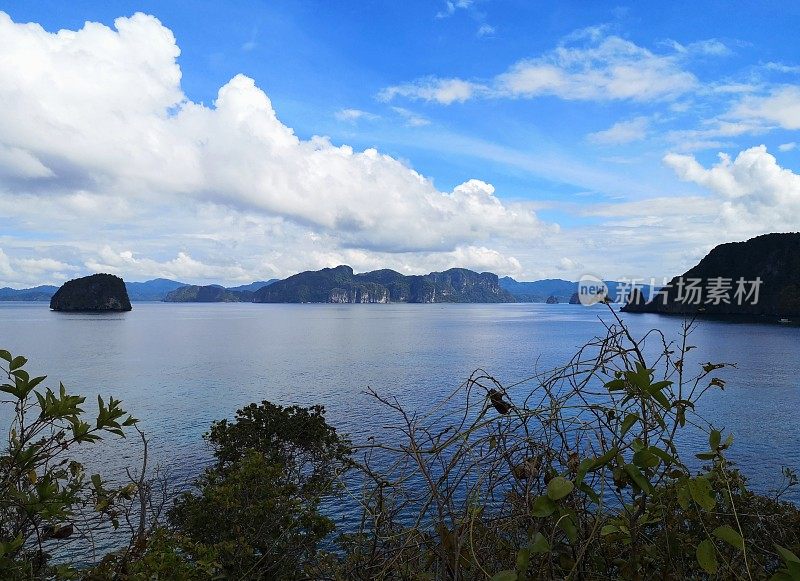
left=1, top=301, right=798, bottom=552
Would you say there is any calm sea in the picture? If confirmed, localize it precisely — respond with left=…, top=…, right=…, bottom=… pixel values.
left=1, top=301, right=798, bottom=539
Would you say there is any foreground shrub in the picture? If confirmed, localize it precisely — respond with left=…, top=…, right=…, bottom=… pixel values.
left=335, top=308, right=800, bottom=579
left=0, top=349, right=137, bottom=579
left=166, top=401, right=352, bottom=579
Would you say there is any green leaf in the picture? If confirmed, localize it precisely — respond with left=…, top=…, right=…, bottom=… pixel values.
left=697, top=539, right=718, bottom=574
left=600, top=524, right=619, bottom=536
left=676, top=482, right=690, bottom=510
left=774, top=543, right=800, bottom=579
left=775, top=544, right=800, bottom=565
left=588, top=447, right=618, bottom=471
left=559, top=514, right=578, bottom=542
left=713, top=525, right=744, bottom=551
left=649, top=446, right=678, bottom=466
left=531, top=495, right=557, bottom=517
left=9, top=356, right=26, bottom=371
left=547, top=476, right=574, bottom=501
left=688, top=476, right=716, bottom=511
left=0, top=349, right=11, bottom=362
left=605, top=379, right=627, bottom=391
left=492, top=571, right=517, bottom=581
left=632, top=449, right=660, bottom=469
left=709, top=429, right=722, bottom=450
left=696, top=451, right=717, bottom=460
left=529, top=532, right=550, bottom=554
left=579, top=481, right=600, bottom=505
left=620, top=413, right=639, bottom=437
left=624, top=463, right=654, bottom=495
left=515, top=547, right=530, bottom=573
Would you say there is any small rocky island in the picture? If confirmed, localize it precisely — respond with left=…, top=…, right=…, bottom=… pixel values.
left=50, top=274, right=132, bottom=312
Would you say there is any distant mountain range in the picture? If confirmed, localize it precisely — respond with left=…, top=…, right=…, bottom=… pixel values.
left=0, top=272, right=652, bottom=304
left=0, top=278, right=277, bottom=302
left=498, top=277, right=649, bottom=303
left=0, top=285, right=58, bottom=301
left=125, top=278, right=187, bottom=301
left=622, top=232, right=800, bottom=317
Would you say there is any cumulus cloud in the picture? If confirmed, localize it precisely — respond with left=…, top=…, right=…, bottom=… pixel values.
left=0, top=11, right=547, bottom=285
left=588, top=117, right=649, bottom=144
left=557, top=257, right=582, bottom=271
left=380, top=32, right=698, bottom=105
left=84, top=247, right=252, bottom=281
left=779, top=142, right=797, bottom=152
left=0, top=247, right=80, bottom=287
left=664, top=145, right=800, bottom=232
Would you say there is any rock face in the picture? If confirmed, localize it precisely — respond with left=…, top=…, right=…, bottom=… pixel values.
left=568, top=292, right=580, bottom=304
left=50, top=274, right=132, bottom=312
left=622, top=233, right=800, bottom=317
left=164, top=285, right=254, bottom=303
left=253, top=265, right=515, bottom=304
left=545, top=295, right=559, bottom=304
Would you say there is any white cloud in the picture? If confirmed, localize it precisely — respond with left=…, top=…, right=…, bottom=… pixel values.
left=765, top=62, right=800, bottom=74
left=588, top=117, right=649, bottom=144
left=436, top=0, right=474, bottom=19
left=664, top=145, right=800, bottom=232
left=730, top=86, right=800, bottom=129
left=391, top=107, right=430, bottom=127
left=779, top=142, right=797, bottom=152
left=0, top=249, right=14, bottom=279
left=0, top=247, right=80, bottom=287
left=85, top=247, right=252, bottom=281
left=496, top=36, right=696, bottom=101
left=557, top=257, right=581, bottom=271
left=666, top=38, right=730, bottom=56
left=0, top=11, right=547, bottom=285
left=379, top=77, right=482, bottom=104
left=381, top=33, right=698, bottom=104
left=477, top=24, right=495, bottom=37
left=334, top=108, right=379, bottom=123
left=666, top=120, right=765, bottom=151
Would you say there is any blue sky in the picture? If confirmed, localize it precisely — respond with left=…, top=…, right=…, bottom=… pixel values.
left=1, top=1, right=799, bottom=286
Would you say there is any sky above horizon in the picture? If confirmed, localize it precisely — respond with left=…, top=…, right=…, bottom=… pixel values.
left=1, top=1, right=799, bottom=287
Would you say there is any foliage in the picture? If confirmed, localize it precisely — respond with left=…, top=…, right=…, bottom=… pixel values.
left=332, top=307, right=800, bottom=579
left=0, top=349, right=137, bottom=579
left=165, top=401, right=351, bottom=579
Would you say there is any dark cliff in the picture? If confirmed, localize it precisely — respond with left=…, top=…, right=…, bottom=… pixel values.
left=622, top=233, right=800, bottom=317
left=50, top=274, right=132, bottom=312
left=253, top=265, right=515, bottom=304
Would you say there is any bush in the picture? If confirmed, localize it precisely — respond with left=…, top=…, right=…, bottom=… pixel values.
left=333, top=308, right=800, bottom=579
left=166, top=401, right=351, bottom=579
left=0, top=349, right=137, bottom=579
